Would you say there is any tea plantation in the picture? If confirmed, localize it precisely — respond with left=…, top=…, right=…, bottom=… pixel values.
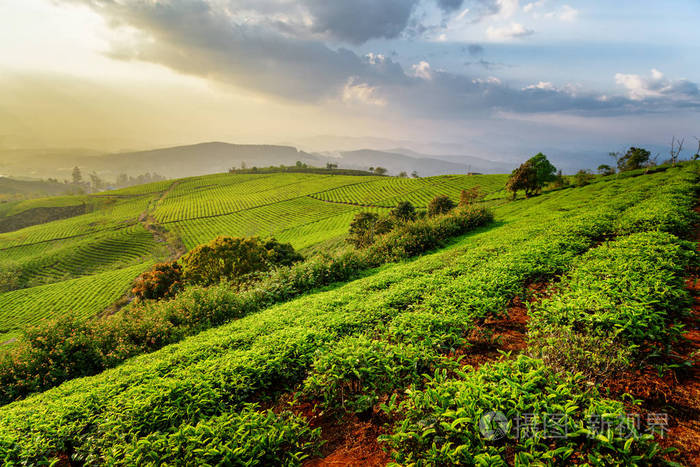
left=0, top=164, right=696, bottom=465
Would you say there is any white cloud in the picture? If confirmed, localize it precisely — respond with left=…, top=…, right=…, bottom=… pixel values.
left=365, top=53, right=386, bottom=65
left=523, top=81, right=555, bottom=91
left=342, top=77, right=386, bottom=106
left=523, top=1, right=544, bottom=13
left=496, top=0, right=520, bottom=19
left=615, top=68, right=700, bottom=101
left=472, top=76, right=502, bottom=85
left=558, top=5, right=579, bottom=22
left=412, top=61, right=433, bottom=80
left=486, top=22, right=534, bottom=40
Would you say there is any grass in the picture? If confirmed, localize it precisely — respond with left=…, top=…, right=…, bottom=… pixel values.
left=0, top=165, right=694, bottom=465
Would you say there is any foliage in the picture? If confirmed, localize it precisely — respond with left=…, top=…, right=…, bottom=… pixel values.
left=427, top=194, right=455, bottom=217
left=381, top=356, right=661, bottom=465
left=573, top=169, right=594, bottom=186
left=390, top=201, right=417, bottom=222
left=506, top=153, right=557, bottom=199
left=598, top=164, right=615, bottom=176
left=618, top=147, right=651, bottom=171
left=346, top=212, right=379, bottom=248
left=458, top=185, right=484, bottom=206
left=132, top=261, right=183, bottom=301
left=181, top=236, right=302, bottom=285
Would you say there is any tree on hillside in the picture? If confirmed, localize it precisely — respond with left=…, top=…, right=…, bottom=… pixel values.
left=347, top=212, right=379, bottom=248
left=550, top=170, right=569, bottom=189
left=574, top=169, right=594, bottom=186
left=398, top=171, right=408, bottom=178
left=71, top=166, right=83, bottom=185
left=373, top=167, right=388, bottom=175
left=89, top=172, right=104, bottom=191
left=411, top=170, right=419, bottom=178
left=506, top=153, right=556, bottom=199
left=669, top=136, right=684, bottom=167
left=459, top=186, right=484, bottom=206
left=181, top=236, right=302, bottom=286
left=597, top=164, right=615, bottom=176
left=617, top=147, right=650, bottom=171
left=391, top=201, right=416, bottom=222
left=427, top=195, right=455, bottom=217
left=326, top=162, right=338, bottom=169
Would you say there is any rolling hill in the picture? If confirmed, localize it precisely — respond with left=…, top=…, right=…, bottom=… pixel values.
left=0, top=164, right=697, bottom=465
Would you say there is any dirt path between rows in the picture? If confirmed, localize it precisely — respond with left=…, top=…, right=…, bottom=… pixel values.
left=138, top=181, right=186, bottom=260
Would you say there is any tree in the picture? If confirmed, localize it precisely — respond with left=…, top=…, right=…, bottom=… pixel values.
left=427, top=194, right=455, bottom=217
left=669, top=136, right=684, bottom=167
left=296, top=161, right=304, bottom=168
left=390, top=201, right=416, bottom=222
left=326, top=162, right=338, bottom=169
left=241, top=161, right=247, bottom=169
left=181, top=236, right=302, bottom=285
left=373, top=167, right=387, bottom=175
left=694, top=137, right=700, bottom=161
left=71, top=166, right=83, bottom=185
left=398, top=171, right=408, bottom=178
left=506, top=153, right=557, bottom=199
left=459, top=185, right=484, bottom=206
left=617, top=147, right=650, bottom=171
left=597, top=164, right=615, bottom=176
left=374, top=216, right=394, bottom=235
left=549, top=170, right=569, bottom=189
left=132, top=262, right=183, bottom=301
left=347, top=212, right=379, bottom=248
left=411, top=170, right=419, bottom=178
left=89, top=172, right=104, bottom=191
left=573, top=169, right=593, bottom=186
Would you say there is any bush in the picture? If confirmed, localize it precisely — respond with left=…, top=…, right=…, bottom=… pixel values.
left=132, top=261, right=183, bottom=301
left=573, top=169, right=594, bottom=186
left=458, top=186, right=484, bottom=206
left=346, top=212, right=379, bottom=248
left=390, top=201, right=416, bottom=222
left=427, top=194, right=455, bottom=217
left=181, top=236, right=302, bottom=285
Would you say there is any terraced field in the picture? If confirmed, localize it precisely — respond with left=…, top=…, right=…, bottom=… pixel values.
left=0, top=165, right=695, bottom=465
left=310, top=173, right=510, bottom=207
left=0, top=262, right=154, bottom=342
left=0, top=172, right=509, bottom=345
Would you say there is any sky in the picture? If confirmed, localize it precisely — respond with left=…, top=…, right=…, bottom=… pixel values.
left=1, top=0, right=699, bottom=168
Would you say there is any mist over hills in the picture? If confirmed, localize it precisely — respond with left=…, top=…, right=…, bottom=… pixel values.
left=0, top=142, right=516, bottom=181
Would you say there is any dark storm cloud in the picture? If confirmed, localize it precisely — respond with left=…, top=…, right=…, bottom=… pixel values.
left=304, top=0, right=420, bottom=44
left=62, top=0, right=700, bottom=118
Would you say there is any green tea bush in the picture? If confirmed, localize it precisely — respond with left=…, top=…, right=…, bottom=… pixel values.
left=104, top=406, right=320, bottom=466
left=132, top=261, right=183, bottom=301
left=381, top=356, right=662, bottom=466
left=529, top=231, right=696, bottom=378
left=301, top=336, right=446, bottom=413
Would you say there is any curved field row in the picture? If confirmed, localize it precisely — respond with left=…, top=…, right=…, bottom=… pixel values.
left=310, top=174, right=509, bottom=207
left=166, top=196, right=380, bottom=250
left=0, top=225, right=167, bottom=286
left=0, top=262, right=153, bottom=341
left=0, top=195, right=154, bottom=249
left=153, top=173, right=377, bottom=222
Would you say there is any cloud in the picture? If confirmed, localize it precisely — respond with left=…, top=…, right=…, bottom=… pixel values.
left=305, top=0, right=420, bottom=44
left=615, top=69, right=700, bottom=102
left=412, top=61, right=433, bottom=80
left=436, top=0, right=465, bottom=13
left=57, top=1, right=700, bottom=121
left=342, top=77, right=387, bottom=106
left=486, top=22, right=534, bottom=40
left=523, top=1, right=544, bottom=13
left=558, top=5, right=579, bottom=22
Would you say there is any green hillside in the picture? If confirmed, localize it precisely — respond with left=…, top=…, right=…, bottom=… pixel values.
left=0, top=171, right=507, bottom=342
left=0, top=164, right=696, bottom=465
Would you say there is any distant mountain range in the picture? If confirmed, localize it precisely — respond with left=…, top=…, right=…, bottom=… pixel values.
left=0, top=142, right=516, bottom=181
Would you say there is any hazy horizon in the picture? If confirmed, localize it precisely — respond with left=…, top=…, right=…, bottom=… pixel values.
left=2, top=1, right=699, bottom=168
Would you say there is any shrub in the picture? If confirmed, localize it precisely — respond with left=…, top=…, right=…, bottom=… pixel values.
left=390, top=201, right=416, bottom=222
left=458, top=186, right=484, bottom=206
left=346, top=212, right=379, bottom=248
left=573, top=169, right=594, bottom=186
left=427, top=194, right=455, bottom=217
left=181, top=236, right=302, bottom=285
left=132, top=261, right=183, bottom=301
